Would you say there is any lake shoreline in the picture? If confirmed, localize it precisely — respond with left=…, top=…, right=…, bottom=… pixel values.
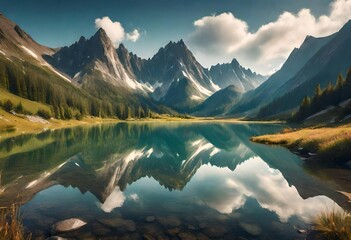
left=0, top=109, right=284, bottom=140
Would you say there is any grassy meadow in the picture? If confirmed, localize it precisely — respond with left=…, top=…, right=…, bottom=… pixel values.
left=251, top=124, right=351, bottom=164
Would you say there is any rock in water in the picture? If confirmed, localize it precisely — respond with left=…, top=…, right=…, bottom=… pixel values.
left=52, top=218, right=87, bottom=232
left=239, top=222, right=261, bottom=236
left=46, top=237, right=68, bottom=240
left=146, top=216, right=155, bottom=222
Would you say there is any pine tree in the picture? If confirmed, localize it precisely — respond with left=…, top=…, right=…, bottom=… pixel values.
left=336, top=73, right=345, bottom=89
left=315, top=84, right=322, bottom=97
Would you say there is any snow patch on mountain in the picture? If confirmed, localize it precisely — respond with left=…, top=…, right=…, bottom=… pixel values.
left=74, top=72, right=81, bottom=78
left=21, top=46, right=38, bottom=59
left=191, top=95, right=203, bottom=100
left=182, top=70, right=213, bottom=96
left=210, top=80, right=221, bottom=91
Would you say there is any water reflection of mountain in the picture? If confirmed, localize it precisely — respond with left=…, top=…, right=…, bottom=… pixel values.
left=0, top=123, right=349, bottom=210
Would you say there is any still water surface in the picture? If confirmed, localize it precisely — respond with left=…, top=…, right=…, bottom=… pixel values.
left=0, top=122, right=348, bottom=239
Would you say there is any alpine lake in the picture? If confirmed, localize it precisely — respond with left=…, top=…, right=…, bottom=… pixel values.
left=0, top=122, right=350, bottom=239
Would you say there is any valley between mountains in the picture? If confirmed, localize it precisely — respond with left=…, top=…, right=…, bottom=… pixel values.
left=1, top=12, right=351, bottom=160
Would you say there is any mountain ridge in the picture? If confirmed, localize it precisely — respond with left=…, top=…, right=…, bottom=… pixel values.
left=256, top=20, right=351, bottom=118
left=209, top=58, right=266, bottom=92
left=229, top=32, right=336, bottom=117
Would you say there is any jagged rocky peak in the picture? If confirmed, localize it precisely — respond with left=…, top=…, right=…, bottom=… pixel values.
left=230, top=58, right=240, bottom=66
left=90, top=28, right=115, bottom=50
left=154, top=39, right=193, bottom=62
left=209, top=58, right=266, bottom=91
left=118, top=42, right=127, bottom=51
left=49, top=27, right=122, bottom=78
left=116, top=43, right=130, bottom=62
left=78, top=36, right=87, bottom=44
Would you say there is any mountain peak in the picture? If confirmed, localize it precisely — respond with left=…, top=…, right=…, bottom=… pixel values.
left=118, top=43, right=127, bottom=51
left=78, top=36, right=86, bottom=44
left=90, top=27, right=115, bottom=50
left=165, top=39, right=188, bottom=49
left=93, top=28, right=110, bottom=42
left=94, top=28, right=107, bottom=38
left=230, top=58, right=240, bottom=66
left=177, top=39, right=185, bottom=46
left=338, top=19, right=351, bottom=33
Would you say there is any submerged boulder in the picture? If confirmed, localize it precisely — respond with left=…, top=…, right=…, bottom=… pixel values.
left=52, top=218, right=87, bottom=233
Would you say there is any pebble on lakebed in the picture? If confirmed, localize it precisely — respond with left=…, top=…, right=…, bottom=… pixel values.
left=52, top=218, right=87, bottom=233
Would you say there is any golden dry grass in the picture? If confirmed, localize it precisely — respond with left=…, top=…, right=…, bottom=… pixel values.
left=251, top=124, right=351, bottom=164
left=0, top=108, right=120, bottom=140
left=0, top=204, right=31, bottom=240
left=0, top=172, right=31, bottom=240
left=314, top=209, right=351, bottom=240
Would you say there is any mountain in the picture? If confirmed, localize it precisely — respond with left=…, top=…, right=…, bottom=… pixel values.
left=230, top=33, right=335, bottom=116
left=47, top=28, right=151, bottom=93
left=144, top=40, right=220, bottom=100
left=192, top=85, right=242, bottom=116
left=256, top=20, right=351, bottom=118
left=116, top=40, right=222, bottom=112
left=0, top=14, right=108, bottom=119
left=0, top=13, right=54, bottom=61
left=0, top=13, right=269, bottom=117
left=116, top=43, right=152, bottom=85
left=159, top=77, right=205, bottom=112
left=209, top=58, right=266, bottom=92
left=49, top=34, right=224, bottom=113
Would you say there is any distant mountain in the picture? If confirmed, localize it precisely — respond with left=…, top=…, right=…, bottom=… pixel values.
left=116, top=43, right=151, bottom=84
left=209, top=58, right=266, bottom=92
left=257, top=20, right=351, bottom=118
left=192, top=85, right=242, bottom=116
left=159, top=77, right=205, bottom=112
left=47, top=28, right=151, bottom=93
left=231, top=33, right=335, bottom=116
left=144, top=40, right=220, bottom=100
left=116, top=40, right=223, bottom=112
left=0, top=13, right=272, bottom=117
left=49, top=36, right=225, bottom=112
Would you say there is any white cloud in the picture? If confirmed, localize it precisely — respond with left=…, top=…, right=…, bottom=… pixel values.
left=98, top=186, right=126, bottom=213
left=127, top=29, right=141, bottom=42
left=188, top=0, right=351, bottom=75
left=194, top=157, right=341, bottom=222
left=95, top=16, right=141, bottom=47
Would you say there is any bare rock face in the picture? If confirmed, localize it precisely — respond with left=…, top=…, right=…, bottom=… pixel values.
left=52, top=218, right=87, bottom=233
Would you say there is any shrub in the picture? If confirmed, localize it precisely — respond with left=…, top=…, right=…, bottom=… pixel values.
left=0, top=124, right=16, bottom=133
left=37, top=109, right=51, bottom=120
left=15, top=102, right=24, bottom=114
left=75, top=112, right=83, bottom=120
left=64, top=107, right=72, bottom=119
left=3, top=99, right=14, bottom=112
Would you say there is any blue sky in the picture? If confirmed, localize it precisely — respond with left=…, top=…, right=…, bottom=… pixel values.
left=2, top=0, right=350, bottom=74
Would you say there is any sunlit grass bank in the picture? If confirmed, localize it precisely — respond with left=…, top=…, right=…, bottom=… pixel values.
left=251, top=124, right=351, bottom=164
